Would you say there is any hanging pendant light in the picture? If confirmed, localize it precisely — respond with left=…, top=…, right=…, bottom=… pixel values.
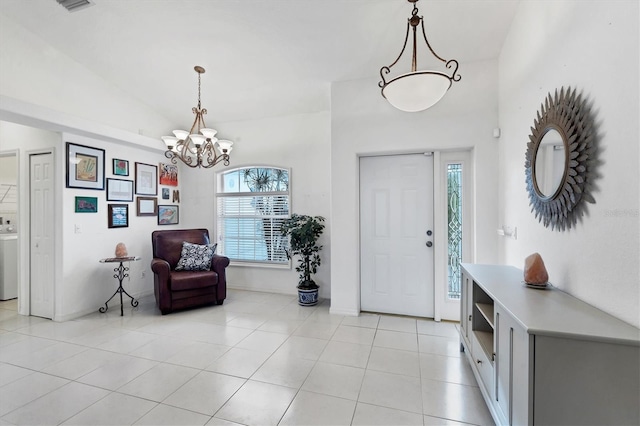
left=161, top=66, right=233, bottom=169
left=379, top=0, right=461, bottom=112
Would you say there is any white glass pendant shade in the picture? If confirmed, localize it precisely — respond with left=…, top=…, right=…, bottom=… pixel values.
left=382, top=71, right=452, bottom=112
left=189, top=134, right=206, bottom=147
left=217, top=140, right=233, bottom=154
left=200, top=128, right=218, bottom=139
left=172, top=129, right=189, bottom=140
left=161, top=136, right=178, bottom=149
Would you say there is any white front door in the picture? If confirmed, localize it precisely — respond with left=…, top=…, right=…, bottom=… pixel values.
left=360, top=154, right=434, bottom=317
left=30, top=152, right=54, bottom=319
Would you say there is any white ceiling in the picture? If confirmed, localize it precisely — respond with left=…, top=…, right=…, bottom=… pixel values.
left=0, top=0, right=520, bottom=127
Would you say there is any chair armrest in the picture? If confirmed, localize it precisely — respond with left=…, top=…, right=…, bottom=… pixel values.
left=210, top=254, right=230, bottom=274
left=151, top=258, right=170, bottom=278
left=151, top=258, right=172, bottom=313
left=211, top=254, right=230, bottom=302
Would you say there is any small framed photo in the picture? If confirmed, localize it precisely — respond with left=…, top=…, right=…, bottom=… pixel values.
left=113, top=159, right=129, bottom=176
left=106, top=178, right=134, bottom=202
left=108, top=204, right=129, bottom=228
left=159, top=162, right=178, bottom=186
left=75, top=196, right=98, bottom=213
left=135, top=162, right=158, bottom=195
left=158, top=205, right=179, bottom=225
left=136, top=196, right=157, bottom=216
left=161, top=188, right=170, bottom=200
left=66, top=142, right=105, bottom=190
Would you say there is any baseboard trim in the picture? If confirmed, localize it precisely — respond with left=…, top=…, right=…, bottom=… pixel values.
left=329, top=306, right=359, bottom=317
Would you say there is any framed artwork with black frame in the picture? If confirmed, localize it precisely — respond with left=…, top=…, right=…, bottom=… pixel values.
left=157, top=205, right=179, bottom=225
left=108, top=204, right=129, bottom=228
left=66, top=142, right=105, bottom=190
left=135, top=162, right=158, bottom=195
left=106, top=178, right=134, bottom=202
left=136, top=196, right=158, bottom=216
left=113, top=159, right=129, bottom=176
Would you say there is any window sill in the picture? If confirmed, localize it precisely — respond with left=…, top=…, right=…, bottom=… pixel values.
left=228, top=260, right=291, bottom=270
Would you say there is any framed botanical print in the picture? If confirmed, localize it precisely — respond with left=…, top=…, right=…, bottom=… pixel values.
left=106, top=178, right=134, bottom=202
left=108, top=204, right=128, bottom=228
left=135, top=162, right=157, bottom=195
left=66, top=142, right=105, bottom=190
left=113, top=159, right=129, bottom=176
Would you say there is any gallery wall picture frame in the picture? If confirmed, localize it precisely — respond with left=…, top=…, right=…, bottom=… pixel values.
left=113, top=159, right=129, bottom=176
left=159, top=162, right=178, bottom=186
left=135, top=162, right=157, bottom=195
left=161, top=188, right=170, bottom=200
left=106, top=178, right=134, bottom=202
left=136, top=196, right=158, bottom=216
left=66, top=142, right=105, bottom=190
left=157, top=205, right=179, bottom=225
left=75, top=196, right=98, bottom=213
left=108, top=204, right=129, bottom=228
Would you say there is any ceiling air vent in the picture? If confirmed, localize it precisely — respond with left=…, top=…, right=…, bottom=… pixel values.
left=56, top=0, right=94, bottom=13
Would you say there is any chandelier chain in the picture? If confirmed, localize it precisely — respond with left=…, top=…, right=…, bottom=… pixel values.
left=197, top=72, right=202, bottom=110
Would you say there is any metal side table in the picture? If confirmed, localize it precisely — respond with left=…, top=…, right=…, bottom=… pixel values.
left=99, top=256, right=140, bottom=316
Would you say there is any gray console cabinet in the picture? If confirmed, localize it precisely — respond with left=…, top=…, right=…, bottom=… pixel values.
left=460, top=263, right=640, bottom=426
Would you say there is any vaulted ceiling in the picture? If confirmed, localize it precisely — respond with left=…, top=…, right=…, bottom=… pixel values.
left=0, top=0, right=520, bottom=126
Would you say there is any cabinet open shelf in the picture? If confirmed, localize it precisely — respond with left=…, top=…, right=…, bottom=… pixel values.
left=471, top=283, right=495, bottom=363
left=476, top=303, right=494, bottom=328
left=474, top=330, right=494, bottom=360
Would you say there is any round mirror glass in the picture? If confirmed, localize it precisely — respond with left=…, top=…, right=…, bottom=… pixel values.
left=533, top=129, right=566, bottom=198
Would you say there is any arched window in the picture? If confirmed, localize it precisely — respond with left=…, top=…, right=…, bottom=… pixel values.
left=216, top=167, right=290, bottom=265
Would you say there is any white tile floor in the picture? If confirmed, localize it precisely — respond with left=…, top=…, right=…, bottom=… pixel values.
left=0, top=291, right=494, bottom=426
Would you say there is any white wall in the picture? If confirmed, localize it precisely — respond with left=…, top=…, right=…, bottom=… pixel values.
left=0, top=120, right=176, bottom=320
left=0, top=121, right=61, bottom=314
left=179, top=112, right=332, bottom=298
left=498, top=1, right=639, bottom=327
left=330, top=59, right=501, bottom=316
left=0, top=12, right=180, bottom=319
left=0, top=13, right=170, bottom=139
left=60, top=133, right=178, bottom=320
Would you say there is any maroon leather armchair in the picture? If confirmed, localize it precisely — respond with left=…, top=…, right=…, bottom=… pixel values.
left=151, top=229, right=229, bottom=314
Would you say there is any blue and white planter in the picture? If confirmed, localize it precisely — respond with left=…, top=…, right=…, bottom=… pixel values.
left=298, top=288, right=319, bottom=306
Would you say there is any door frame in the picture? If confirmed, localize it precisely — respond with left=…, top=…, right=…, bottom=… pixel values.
left=20, top=148, right=58, bottom=318
left=0, top=150, right=19, bottom=307
left=357, top=149, right=474, bottom=321
left=434, top=150, right=474, bottom=321
left=358, top=152, right=435, bottom=317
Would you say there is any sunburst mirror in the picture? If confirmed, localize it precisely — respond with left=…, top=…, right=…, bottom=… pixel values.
left=525, top=87, right=596, bottom=231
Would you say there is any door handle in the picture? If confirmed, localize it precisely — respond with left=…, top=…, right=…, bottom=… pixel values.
left=426, top=241, right=433, bottom=247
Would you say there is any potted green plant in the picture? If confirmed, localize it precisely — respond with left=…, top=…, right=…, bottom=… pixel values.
left=281, top=214, right=325, bottom=306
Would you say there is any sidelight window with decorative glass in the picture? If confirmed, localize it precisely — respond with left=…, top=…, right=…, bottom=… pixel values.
left=161, top=66, right=234, bottom=169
